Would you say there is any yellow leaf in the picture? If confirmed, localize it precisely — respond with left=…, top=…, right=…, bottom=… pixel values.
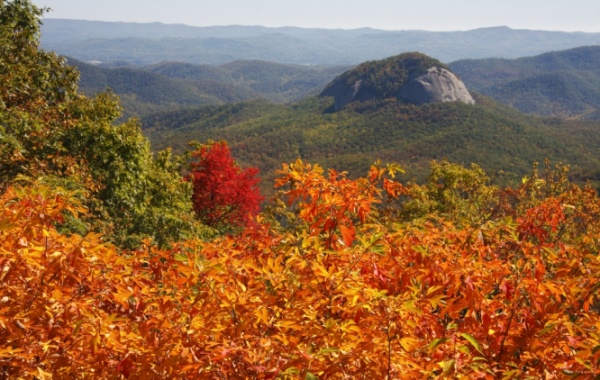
left=0, top=346, right=23, bottom=356
left=399, top=337, right=420, bottom=351
left=439, top=359, right=455, bottom=376
left=426, top=285, right=443, bottom=296
left=341, top=321, right=361, bottom=334
left=427, top=337, right=448, bottom=354
left=238, top=282, right=247, bottom=292
left=92, top=333, right=100, bottom=356
left=276, top=320, right=303, bottom=331
left=460, top=333, right=484, bottom=355
left=37, top=366, right=52, bottom=379
left=39, top=341, right=58, bottom=353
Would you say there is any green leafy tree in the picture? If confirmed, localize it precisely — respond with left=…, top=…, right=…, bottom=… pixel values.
left=0, top=0, right=80, bottom=191
left=401, top=161, right=498, bottom=224
left=0, top=0, right=206, bottom=247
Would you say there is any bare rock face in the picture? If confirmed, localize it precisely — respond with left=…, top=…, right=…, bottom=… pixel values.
left=396, top=67, right=475, bottom=105
left=323, top=79, right=370, bottom=112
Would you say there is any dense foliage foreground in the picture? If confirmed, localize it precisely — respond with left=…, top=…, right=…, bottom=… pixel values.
left=2, top=160, right=600, bottom=379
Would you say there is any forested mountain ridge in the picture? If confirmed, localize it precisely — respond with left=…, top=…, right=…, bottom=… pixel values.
left=68, top=58, right=348, bottom=118
left=70, top=57, right=229, bottom=118
left=147, top=60, right=350, bottom=102
left=449, top=46, right=600, bottom=119
left=41, top=19, right=600, bottom=65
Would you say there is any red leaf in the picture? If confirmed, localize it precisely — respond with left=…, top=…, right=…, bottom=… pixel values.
left=535, top=260, right=546, bottom=282
left=116, top=356, right=135, bottom=378
left=500, top=281, right=514, bottom=301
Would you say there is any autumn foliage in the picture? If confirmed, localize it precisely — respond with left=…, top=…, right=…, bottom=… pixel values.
left=187, top=141, right=263, bottom=230
left=2, top=160, right=600, bottom=378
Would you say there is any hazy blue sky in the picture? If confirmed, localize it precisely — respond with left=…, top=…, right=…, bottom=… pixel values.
left=31, top=0, right=600, bottom=32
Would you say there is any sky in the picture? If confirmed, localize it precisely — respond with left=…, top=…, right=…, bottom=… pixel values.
left=31, top=0, right=600, bottom=32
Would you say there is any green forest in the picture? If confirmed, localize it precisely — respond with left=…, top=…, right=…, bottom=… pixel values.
left=142, top=93, right=600, bottom=196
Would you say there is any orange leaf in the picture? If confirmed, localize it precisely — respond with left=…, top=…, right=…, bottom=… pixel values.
left=340, top=225, right=355, bottom=247
left=535, top=260, right=546, bottom=282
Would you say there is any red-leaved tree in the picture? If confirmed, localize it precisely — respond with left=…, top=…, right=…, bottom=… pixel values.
left=187, top=141, right=263, bottom=230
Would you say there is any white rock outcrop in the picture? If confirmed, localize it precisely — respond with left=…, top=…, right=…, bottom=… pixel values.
left=396, top=67, right=475, bottom=105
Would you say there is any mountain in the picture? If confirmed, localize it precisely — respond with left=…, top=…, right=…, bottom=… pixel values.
left=40, top=20, right=600, bottom=65
left=449, top=46, right=600, bottom=119
left=146, top=60, right=350, bottom=103
left=321, top=53, right=474, bottom=111
left=70, top=45, right=600, bottom=121
left=70, top=58, right=229, bottom=118
left=68, top=58, right=348, bottom=117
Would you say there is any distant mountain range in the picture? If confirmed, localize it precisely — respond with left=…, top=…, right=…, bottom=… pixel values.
left=41, top=19, right=600, bottom=65
left=449, top=46, right=600, bottom=120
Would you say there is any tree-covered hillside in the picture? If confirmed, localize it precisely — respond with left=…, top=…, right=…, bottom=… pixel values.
left=142, top=94, right=600, bottom=196
left=141, top=53, right=600, bottom=194
left=450, top=46, right=600, bottom=119
left=71, top=58, right=227, bottom=118
left=69, top=58, right=348, bottom=118
left=147, top=60, right=350, bottom=103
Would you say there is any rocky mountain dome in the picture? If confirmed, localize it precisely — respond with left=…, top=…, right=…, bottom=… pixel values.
left=320, top=52, right=475, bottom=111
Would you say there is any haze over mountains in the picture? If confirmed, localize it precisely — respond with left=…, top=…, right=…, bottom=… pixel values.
left=41, top=19, right=600, bottom=65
